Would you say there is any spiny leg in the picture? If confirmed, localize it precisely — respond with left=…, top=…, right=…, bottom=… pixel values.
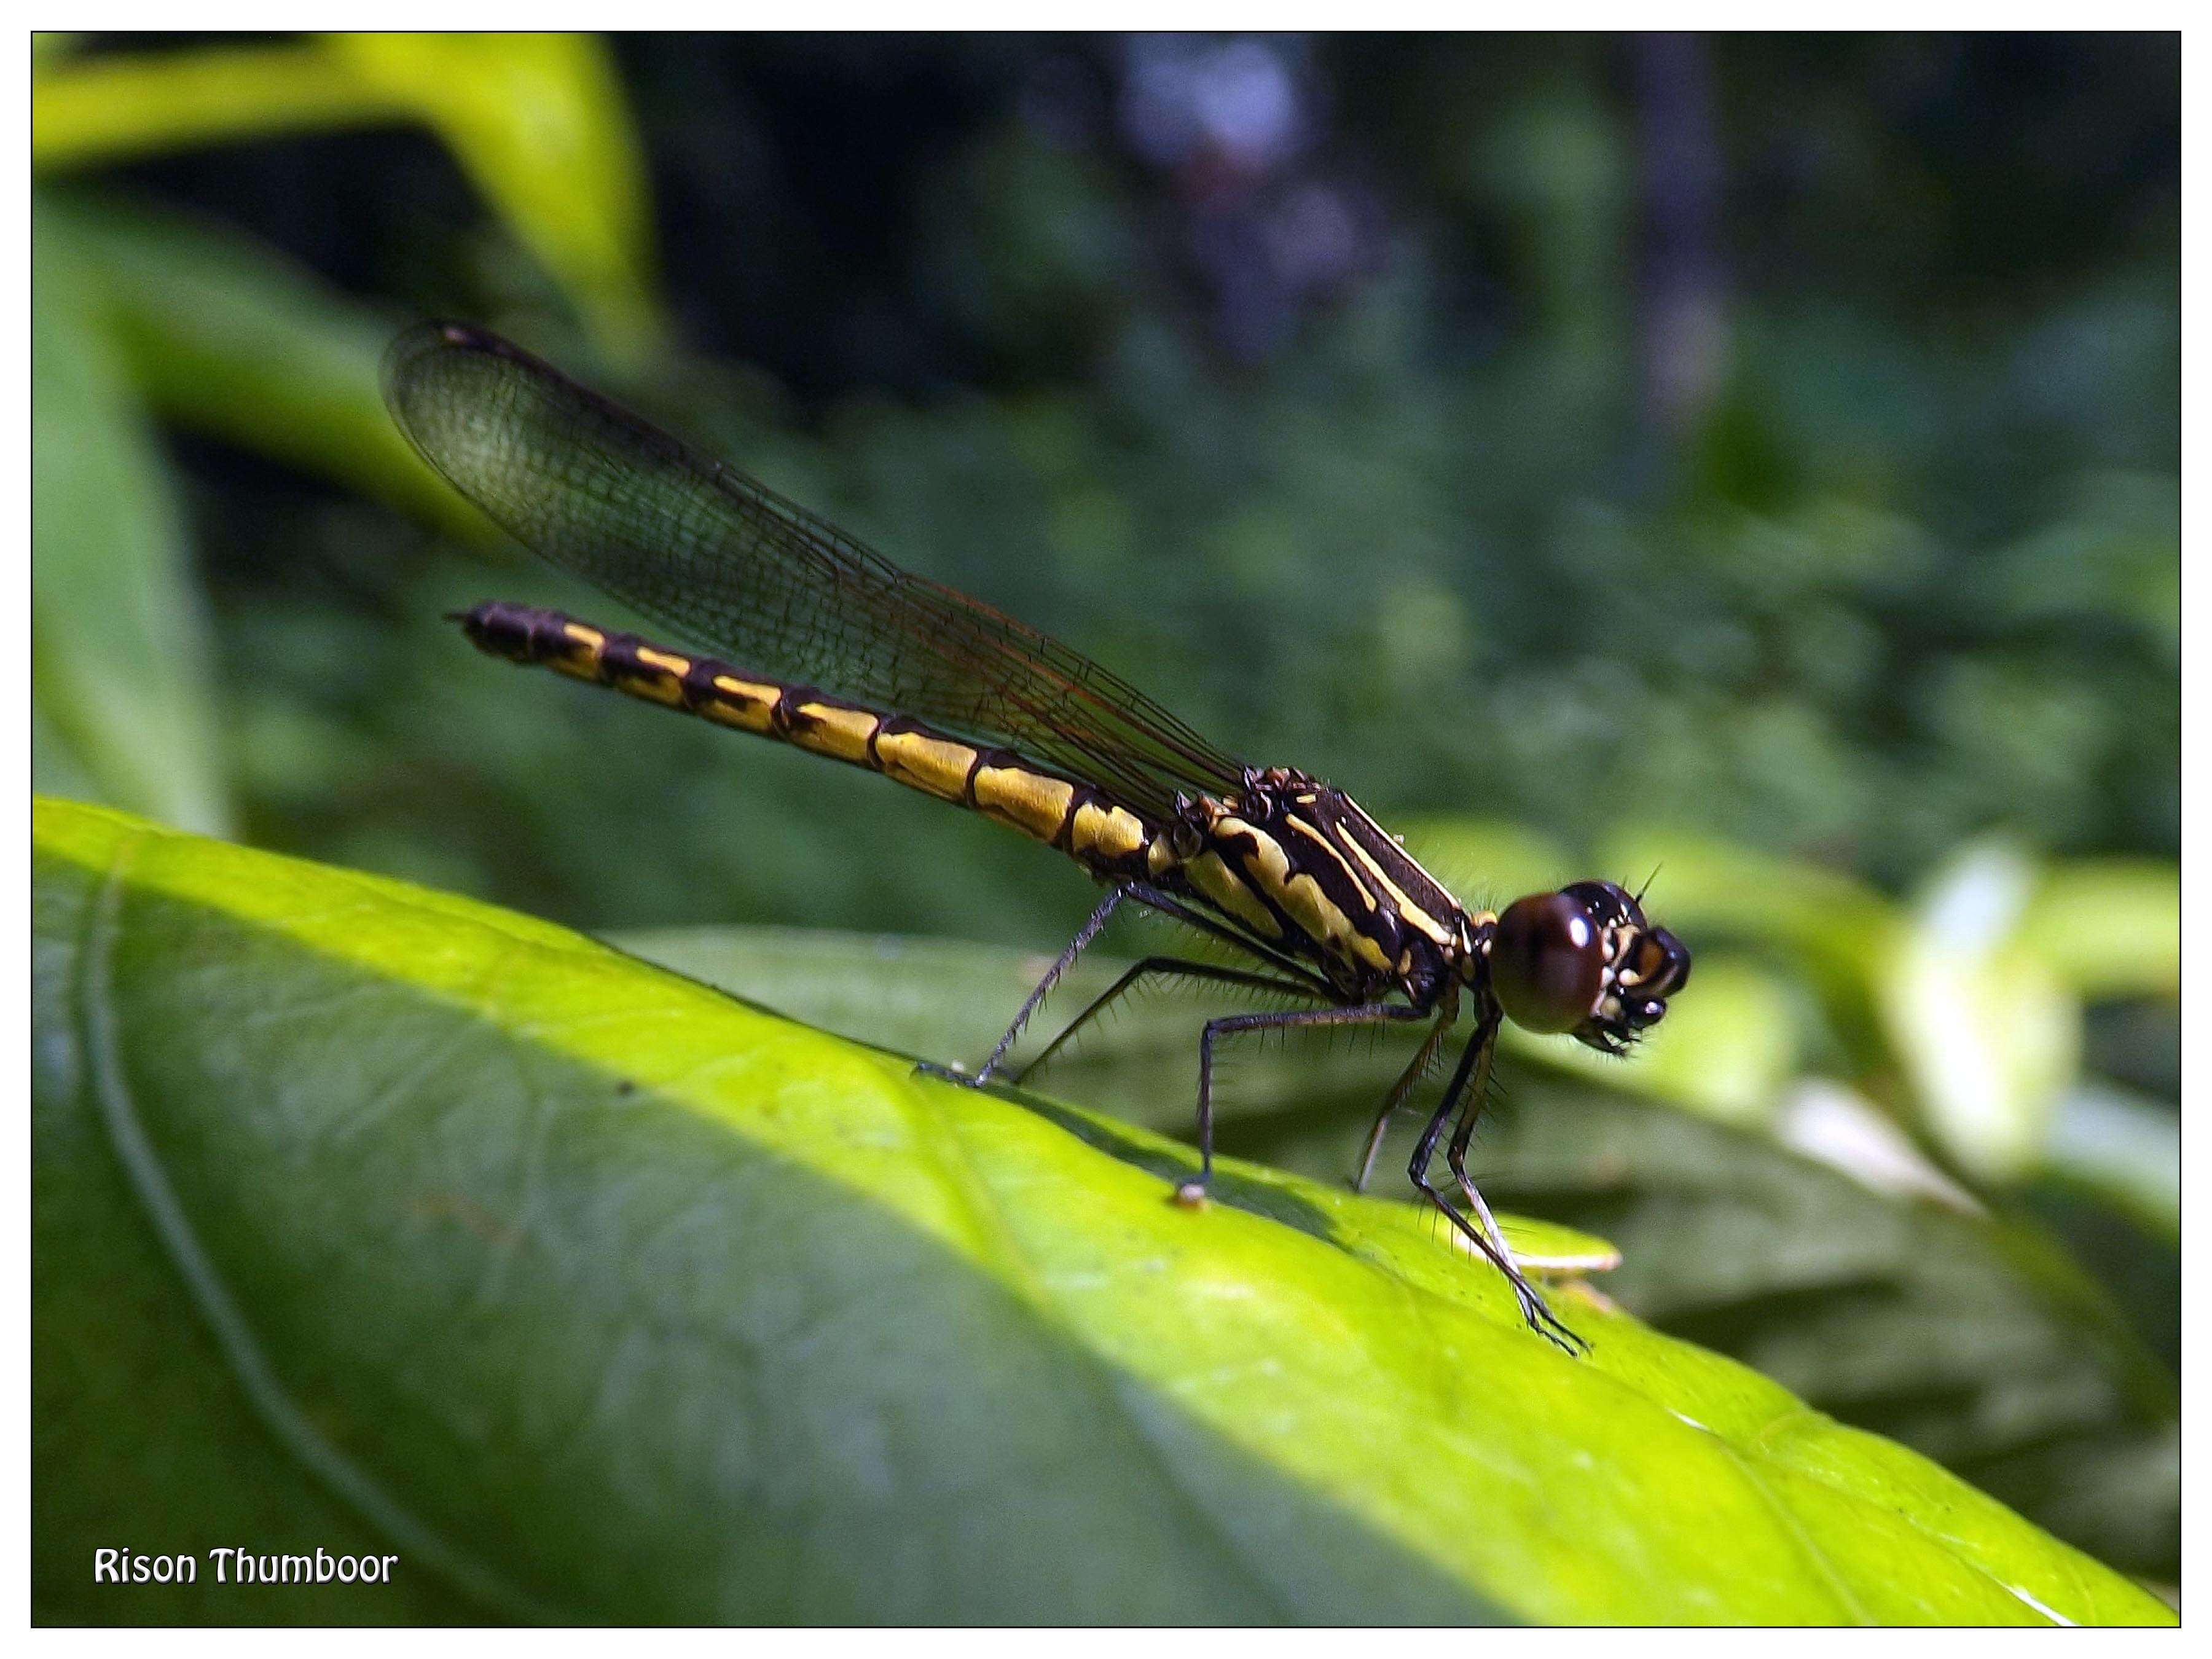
left=916, top=877, right=1332, bottom=1091
left=916, top=885, right=1127, bottom=1088
left=1443, top=1049, right=1511, bottom=1265
left=1118, top=880, right=1338, bottom=997
left=1185, top=1001, right=1430, bottom=1204
left=1003, top=873, right=1336, bottom=1083
left=1406, top=1019, right=1586, bottom=1355
left=1013, top=957, right=1323, bottom=1084
left=1440, top=1046, right=1583, bottom=1354
left=1442, top=1027, right=1501, bottom=1239
left=1352, top=1007, right=1457, bottom=1194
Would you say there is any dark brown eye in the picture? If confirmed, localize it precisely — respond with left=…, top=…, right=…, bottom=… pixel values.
left=1490, top=892, right=1606, bottom=1034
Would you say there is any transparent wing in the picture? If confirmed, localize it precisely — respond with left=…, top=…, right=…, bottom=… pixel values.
left=384, top=323, right=1246, bottom=817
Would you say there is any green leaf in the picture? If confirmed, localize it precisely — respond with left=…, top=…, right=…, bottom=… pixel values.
left=2042, top=1081, right=2179, bottom=1242
left=624, top=924, right=2178, bottom=1585
left=32, top=37, right=397, bottom=167
left=33, top=34, right=659, bottom=358
left=1475, top=1086, right=2179, bottom=1587
left=45, top=191, right=485, bottom=541
left=2016, top=859, right=2179, bottom=1002
left=1884, top=844, right=2078, bottom=1183
left=34, top=801, right=2169, bottom=1624
left=1596, top=831, right=2180, bottom=1195
left=31, top=210, right=232, bottom=837
left=330, top=33, right=661, bottom=359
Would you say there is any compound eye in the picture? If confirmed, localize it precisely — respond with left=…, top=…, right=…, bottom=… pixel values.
left=1491, top=892, right=1606, bottom=1034
left=1562, top=877, right=1642, bottom=927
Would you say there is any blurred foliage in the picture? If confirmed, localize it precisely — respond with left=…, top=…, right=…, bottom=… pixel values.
left=33, top=32, right=659, bottom=356
left=32, top=208, right=231, bottom=836
left=31, top=31, right=2178, bottom=1601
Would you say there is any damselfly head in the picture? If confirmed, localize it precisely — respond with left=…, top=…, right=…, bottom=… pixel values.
left=1487, top=879, right=1690, bottom=1053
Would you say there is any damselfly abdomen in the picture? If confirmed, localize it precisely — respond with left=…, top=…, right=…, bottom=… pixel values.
left=384, top=323, right=1690, bottom=1354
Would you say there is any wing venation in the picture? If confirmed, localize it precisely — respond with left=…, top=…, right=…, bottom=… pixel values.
left=383, top=323, right=1246, bottom=816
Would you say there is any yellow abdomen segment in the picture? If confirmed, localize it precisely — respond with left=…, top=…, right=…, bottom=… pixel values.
left=456, top=602, right=1162, bottom=879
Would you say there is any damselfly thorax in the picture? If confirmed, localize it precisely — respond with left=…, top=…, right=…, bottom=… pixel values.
left=388, top=323, right=1691, bottom=1355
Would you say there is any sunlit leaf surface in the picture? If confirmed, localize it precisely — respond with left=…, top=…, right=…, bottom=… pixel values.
left=626, top=923, right=2180, bottom=1584
left=34, top=801, right=2170, bottom=1625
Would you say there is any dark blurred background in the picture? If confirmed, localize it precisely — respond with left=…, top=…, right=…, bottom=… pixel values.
left=31, top=32, right=2178, bottom=1590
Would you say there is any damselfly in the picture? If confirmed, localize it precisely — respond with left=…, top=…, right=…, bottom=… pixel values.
left=384, top=323, right=1690, bottom=1354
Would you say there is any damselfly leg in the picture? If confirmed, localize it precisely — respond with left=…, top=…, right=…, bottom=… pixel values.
left=1408, top=1016, right=1587, bottom=1355
left=1190, top=1002, right=1431, bottom=1201
left=913, top=886, right=1131, bottom=1088
left=1010, top=956, right=1325, bottom=1083
left=1352, top=1008, right=1459, bottom=1194
left=922, top=880, right=1337, bottom=1089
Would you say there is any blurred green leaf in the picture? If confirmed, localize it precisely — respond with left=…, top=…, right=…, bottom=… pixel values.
left=330, top=33, right=659, bottom=359
left=2041, top=1081, right=2179, bottom=1242
left=1884, top=845, right=2077, bottom=1183
left=47, top=192, right=479, bottom=540
left=31, top=208, right=231, bottom=836
left=29, top=699, right=100, bottom=806
left=2017, top=859, right=2178, bottom=1001
left=32, top=38, right=396, bottom=165
left=623, top=923, right=2178, bottom=1584
left=1591, top=833, right=2177, bottom=1196
left=34, top=799, right=2170, bottom=1624
left=33, top=33, right=659, bottom=358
